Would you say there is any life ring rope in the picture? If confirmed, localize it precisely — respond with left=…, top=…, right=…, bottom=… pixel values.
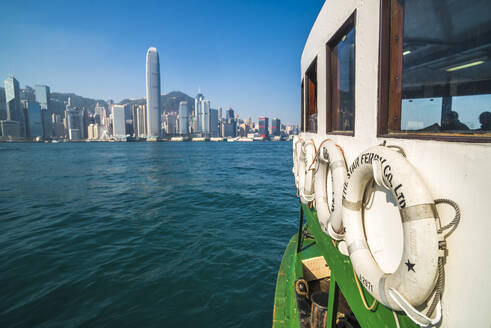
left=425, top=198, right=461, bottom=317
left=353, top=266, right=377, bottom=311
left=308, top=138, right=346, bottom=172
left=308, top=138, right=331, bottom=171
left=434, top=198, right=461, bottom=236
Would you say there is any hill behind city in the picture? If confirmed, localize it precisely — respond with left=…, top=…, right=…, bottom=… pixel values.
left=0, top=86, right=195, bottom=116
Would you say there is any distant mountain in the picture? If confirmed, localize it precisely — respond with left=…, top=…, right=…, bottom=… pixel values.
left=49, top=92, right=108, bottom=115
left=9, top=87, right=195, bottom=116
left=119, top=91, right=195, bottom=113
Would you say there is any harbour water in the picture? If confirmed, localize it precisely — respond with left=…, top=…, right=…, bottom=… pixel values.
left=0, top=142, right=298, bottom=327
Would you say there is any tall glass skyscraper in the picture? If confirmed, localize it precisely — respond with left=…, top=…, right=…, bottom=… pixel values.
left=201, top=99, right=210, bottom=136
left=26, top=102, right=43, bottom=138
left=66, top=108, right=83, bottom=140
left=178, top=101, right=189, bottom=136
left=4, top=76, right=25, bottom=137
left=34, top=85, right=50, bottom=109
left=194, top=92, right=204, bottom=134
left=259, top=116, right=269, bottom=137
left=210, top=108, right=219, bottom=137
left=145, top=47, right=161, bottom=137
left=272, top=118, right=281, bottom=136
left=112, top=105, right=126, bottom=137
left=35, top=85, right=52, bottom=138
left=0, top=87, right=6, bottom=120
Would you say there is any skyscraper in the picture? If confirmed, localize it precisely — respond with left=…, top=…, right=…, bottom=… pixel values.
left=66, top=109, right=83, bottom=140
left=178, top=101, right=189, bottom=135
left=94, top=103, right=106, bottom=122
left=0, top=120, right=20, bottom=138
left=217, top=107, right=222, bottom=123
left=131, top=104, right=138, bottom=137
left=259, top=117, right=269, bottom=138
left=210, top=108, right=219, bottom=137
left=82, top=108, right=89, bottom=139
left=25, top=101, right=43, bottom=138
left=165, top=113, right=177, bottom=135
left=4, top=76, right=25, bottom=137
left=21, top=86, right=35, bottom=102
left=226, top=108, right=234, bottom=122
left=226, top=108, right=236, bottom=137
left=136, top=105, right=146, bottom=137
left=52, top=113, right=65, bottom=138
left=201, top=99, right=210, bottom=136
left=272, top=118, right=281, bottom=136
left=0, top=87, right=6, bottom=120
left=112, top=105, right=126, bottom=137
left=34, top=85, right=50, bottom=109
left=194, top=92, right=204, bottom=134
left=35, top=85, right=52, bottom=138
left=145, top=47, right=161, bottom=137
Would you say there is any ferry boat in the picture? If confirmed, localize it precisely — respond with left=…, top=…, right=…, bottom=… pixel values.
left=273, top=1, right=491, bottom=327
left=191, top=137, right=207, bottom=142
left=170, top=136, right=190, bottom=142
left=210, top=137, right=225, bottom=142
left=237, top=137, right=254, bottom=142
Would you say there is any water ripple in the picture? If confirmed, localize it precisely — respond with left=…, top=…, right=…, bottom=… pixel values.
left=0, top=142, right=298, bottom=327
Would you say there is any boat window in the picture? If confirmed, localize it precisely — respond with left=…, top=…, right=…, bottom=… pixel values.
left=326, top=13, right=356, bottom=134
left=380, top=0, right=491, bottom=140
left=305, top=59, right=318, bottom=132
left=301, top=80, right=305, bottom=131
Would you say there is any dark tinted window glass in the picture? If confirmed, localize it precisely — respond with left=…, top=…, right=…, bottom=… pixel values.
left=399, top=0, right=491, bottom=133
left=301, top=80, right=305, bottom=131
left=306, top=59, right=317, bottom=132
left=331, top=26, right=355, bottom=131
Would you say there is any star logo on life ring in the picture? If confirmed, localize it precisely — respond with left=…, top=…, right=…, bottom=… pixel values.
left=405, top=259, right=416, bottom=272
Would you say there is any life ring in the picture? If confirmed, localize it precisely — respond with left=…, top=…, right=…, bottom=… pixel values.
left=300, top=139, right=316, bottom=205
left=342, top=146, right=441, bottom=323
left=313, top=139, right=347, bottom=240
left=292, top=136, right=302, bottom=189
left=295, top=137, right=306, bottom=200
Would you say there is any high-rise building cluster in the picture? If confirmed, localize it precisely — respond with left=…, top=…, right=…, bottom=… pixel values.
left=164, top=91, right=298, bottom=139
left=164, top=91, right=237, bottom=138
left=0, top=76, right=63, bottom=140
left=0, top=74, right=144, bottom=142
left=0, top=46, right=299, bottom=141
left=164, top=90, right=299, bottom=139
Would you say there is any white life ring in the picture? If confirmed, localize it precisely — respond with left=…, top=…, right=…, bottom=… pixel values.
left=313, top=139, right=347, bottom=240
left=292, top=136, right=302, bottom=189
left=342, top=146, right=440, bottom=320
left=300, top=139, right=316, bottom=205
left=295, top=138, right=306, bottom=200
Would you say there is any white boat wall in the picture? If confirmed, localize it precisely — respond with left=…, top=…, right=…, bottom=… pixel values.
left=297, top=1, right=491, bottom=327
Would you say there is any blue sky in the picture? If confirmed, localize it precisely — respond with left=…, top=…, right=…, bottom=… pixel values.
left=0, top=0, right=324, bottom=124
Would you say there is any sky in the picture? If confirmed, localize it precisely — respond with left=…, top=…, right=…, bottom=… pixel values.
left=0, top=0, right=325, bottom=124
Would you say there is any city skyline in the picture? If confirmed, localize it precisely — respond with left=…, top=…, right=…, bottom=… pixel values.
left=0, top=76, right=300, bottom=127
left=0, top=72, right=299, bottom=141
left=0, top=0, right=325, bottom=124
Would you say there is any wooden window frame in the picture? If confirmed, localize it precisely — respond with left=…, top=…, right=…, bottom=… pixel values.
left=378, top=0, right=491, bottom=143
left=326, top=11, right=356, bottom=136
left=305, top=58, right=318, bottom=133
left=301, top=79, right=305, bottom=132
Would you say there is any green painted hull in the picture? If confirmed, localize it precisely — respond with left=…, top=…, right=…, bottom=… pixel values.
left=273, top=204, right=418, bottom=328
